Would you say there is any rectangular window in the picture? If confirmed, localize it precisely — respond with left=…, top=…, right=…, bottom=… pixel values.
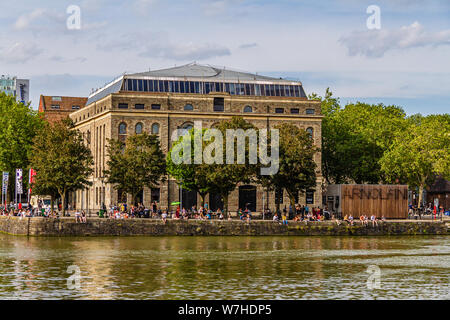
left=285, top=85, right=291, bottom=97
left=215, top=82, right=221, bottom=92
left=204, top=82, right=211, bottom=94
left=72, top=105, right=80, bottom=110
left=255, top=84, right=261, bottom=96
left=151, top=188, right=161, bottom=203
left=294, top=86, right=300, bottom=97
left=132, top=79, right=138, bottom=91
left=180, top=81, right=186, bottom=93
left=225, top=83, right=230, bottom=94
left=229, top=83, right=236, bottom=95
left=306, top=108, right=315, bottom=115
left=306, top=191, right=314, bottom=204
left=51, top=105, right=60, bottom=109
left=52, top=96, right=62, bottom=101
left=290, top=108, right=299, bottom=114
left=280, top=85, right=286, bottom=97
left=275, top=85, right=280, bottom=96
left=151, top=104, right=161, bottom=110
left=213, top=97, right=224, bottom=112
left=143, top=80, right=148, bottom=91
left=138, top=80, right=144, bottom=91
left=244, top=84, right=250, bottom=95
left=158, top=80, right=164, bottom=92
left=195, top=82, right=200, bottom=93
left=163, top=81, right=169, bottom=92
left=265, top=84, right=270, bottom=96
left=270, top=84, right=276, bottom=96
left=127, top=79, right=132, bottom=91
left=275, top=108, right=284, bottom=114
left=118, top=103, right=128, bottom=109
left=148, top=79, right=154, bottom=92
left=174, top=81, right=179, bottom=93
left=135, top=104, right=145, bottom=109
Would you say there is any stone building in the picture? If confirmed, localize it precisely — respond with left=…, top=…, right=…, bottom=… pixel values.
left=39, top=95, right=87, bottom=123
left=68, top=63, right=323, bottom=214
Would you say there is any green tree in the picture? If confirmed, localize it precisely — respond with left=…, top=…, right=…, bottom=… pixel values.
left=30, top=119, right=93, bottom=215
left=105, top=132, right=166, bottom=206
left=380, top=114, right=450, bottom=207
left=258, top=124, right=318, bottom=212
left=166, top=128, right=212, bottom=207
left=199, top=117, right=258, bottom=217
left=0, top=92, right=44, bottom=201
left=310, top=89, right=408, bottom=184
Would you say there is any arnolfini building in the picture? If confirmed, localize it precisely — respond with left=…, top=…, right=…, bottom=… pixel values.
left=69, top=63, right=323, bottom=213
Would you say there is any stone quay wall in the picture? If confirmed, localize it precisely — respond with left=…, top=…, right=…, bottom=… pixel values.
left=0, top=216, right=448, bottom=237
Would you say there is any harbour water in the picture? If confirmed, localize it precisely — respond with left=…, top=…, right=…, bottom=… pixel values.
left=0, top=235, right=448, bottom=300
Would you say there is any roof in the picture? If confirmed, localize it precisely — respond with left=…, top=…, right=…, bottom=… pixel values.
left=129, top=63, right=289, bottom=82
left=39, top=95, right=88, bottom=112
left=86, top=63, right=306, bottom=106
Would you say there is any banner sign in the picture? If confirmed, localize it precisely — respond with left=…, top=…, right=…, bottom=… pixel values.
left=16, top=169, right=23, bottom=195
left=2, top=172, right=8, bottom=194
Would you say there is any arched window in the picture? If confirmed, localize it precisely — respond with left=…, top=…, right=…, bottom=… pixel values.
left=184, top=104, right=194, bottom=111
left=135, top=123, right=143, bottom=134
left=151, top=123, right=160, bottom=135
left=119, top=123, right=127, bottom=135
left=243, top=105, right=253, bottom=113
left=306, top=127, right=314, bottom=139
left=181, top=122, right=194, bottom=131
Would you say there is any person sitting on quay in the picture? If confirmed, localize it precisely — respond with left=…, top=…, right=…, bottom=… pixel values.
left=370, top=214, right=378, bottom=227
left=81, top=210, right=87, bottom=223
left=273, top=212, right=280, bottom=223
left=281, top=211, right=288, bottom=225
left=161, top=209, right=168, bottom=223
left=75, top=210, right=81, bottom=223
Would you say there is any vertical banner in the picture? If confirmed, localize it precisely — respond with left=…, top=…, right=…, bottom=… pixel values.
left=28, top=168, right=36, bottom=204
left=2, top=172, right=9, bottom=207
left=16, top=169, right=23, bottom=205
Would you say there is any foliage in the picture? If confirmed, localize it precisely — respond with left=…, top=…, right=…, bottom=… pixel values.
left=310, top=89, right=408, bottom=184
left=166, top=128, right=212, bottom=206
left=380, top=114, right=450, bottom=206
left=105, top=132, right=166, bottom=205
left=30, top=119, right=93, bottom=214
left=258, top=123, right=318, bottom=210
left=0, top=92, right=44, bottom=199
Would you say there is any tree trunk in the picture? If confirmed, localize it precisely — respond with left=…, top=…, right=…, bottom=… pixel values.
left=199, top=193, right=207, bottom=208
left=60, top=189, right=66, bottom=216
left=222, top=193, right=229, bottom=218
left=418, top=184, right=424, bottom=209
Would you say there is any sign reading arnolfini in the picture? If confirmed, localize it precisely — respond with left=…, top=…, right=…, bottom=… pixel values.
left=2, top=172, right=8, bottom=194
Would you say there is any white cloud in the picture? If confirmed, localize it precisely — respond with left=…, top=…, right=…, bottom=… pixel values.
left=0, top=42, right=43, bottom=63
left=340, top=22, right=450, bottom=58
left=239, top=43, right=258, bottom=49
left=14, top=8, right=65, bottom=31
left=97, top=32, right=231, bottom=61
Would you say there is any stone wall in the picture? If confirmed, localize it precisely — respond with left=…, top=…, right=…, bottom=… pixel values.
left=0, top=216, right=447, bottom=237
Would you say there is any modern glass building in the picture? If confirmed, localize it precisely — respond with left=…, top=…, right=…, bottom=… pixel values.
left=0, top=75, right=30, bottom=103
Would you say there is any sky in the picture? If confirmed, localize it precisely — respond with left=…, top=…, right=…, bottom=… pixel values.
left=0, top=0, right=449, bottom=115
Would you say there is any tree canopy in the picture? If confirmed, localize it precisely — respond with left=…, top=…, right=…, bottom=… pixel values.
left=105, top=132, right=166, bottom=205
left=30, top=119, right=93, bottom=214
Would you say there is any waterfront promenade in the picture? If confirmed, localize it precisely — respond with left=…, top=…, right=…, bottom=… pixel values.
left=0, top=215, right=448, bottom=237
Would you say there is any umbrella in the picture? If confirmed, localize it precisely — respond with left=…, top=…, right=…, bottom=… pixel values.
left=171, top=201, right=181, bottom=205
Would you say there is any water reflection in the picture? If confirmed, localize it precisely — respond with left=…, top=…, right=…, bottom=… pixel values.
left=0, top=235, right=448, bottom=300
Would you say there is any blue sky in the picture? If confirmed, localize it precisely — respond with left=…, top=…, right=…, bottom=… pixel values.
left=0, top=0, right=449, bottom=115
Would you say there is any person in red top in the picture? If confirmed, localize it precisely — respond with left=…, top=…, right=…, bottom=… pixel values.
left=18, top=203, right=22, bottom=210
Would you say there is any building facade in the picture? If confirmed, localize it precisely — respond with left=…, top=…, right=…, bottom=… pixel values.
left=0, top=75, right=29, bottom=103
left=69, top=63, right=323, bottom=214
left=39, top=95, right=87, bottom=123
